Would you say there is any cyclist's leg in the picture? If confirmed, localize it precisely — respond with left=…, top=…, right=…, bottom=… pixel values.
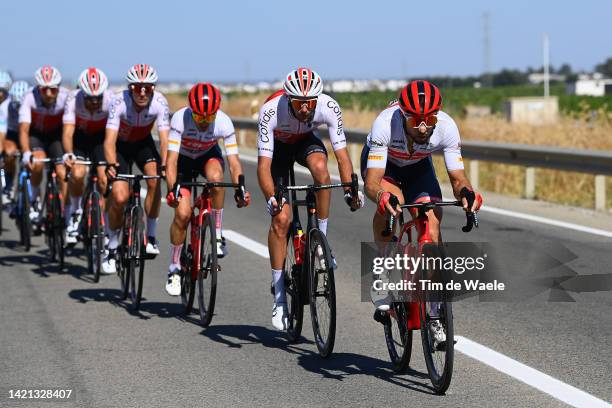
left=108, top=143, right=130, bottom=234
left=269, top=145, right=294, bottom=313
left=135, top=136, right=161, bottom=245
left=3, top=131, right=19, bottom=194
left=29, top=134, right=47, bottom=201
left=201, top=146, right=226, bottom=252
left=298, top=134, right=331, bottom=235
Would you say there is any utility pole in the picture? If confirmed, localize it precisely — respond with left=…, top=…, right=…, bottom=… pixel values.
left=483, top=12, right=491, bottom=87
left=543, top=33, right=550, bottom=97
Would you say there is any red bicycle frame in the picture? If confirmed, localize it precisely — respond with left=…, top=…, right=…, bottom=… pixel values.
left=189, top=189, right=214, bottom=282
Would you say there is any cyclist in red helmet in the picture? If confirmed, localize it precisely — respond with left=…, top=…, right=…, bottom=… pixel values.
left=362, top=80, right=483, bottom=315
left=163, top=82, right=251, bottom=296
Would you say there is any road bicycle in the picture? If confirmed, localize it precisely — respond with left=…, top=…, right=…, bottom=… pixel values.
left=275, top=167, right=359, bottom=358
left=107, top=171, right=162, bottom=310
left=378, top=194, right=478, bottom=394
left=177, top=172, right=246, bottom=327
left=66, top=159, right=106, bottom=282
left=14, top=157, right=32, bottom=251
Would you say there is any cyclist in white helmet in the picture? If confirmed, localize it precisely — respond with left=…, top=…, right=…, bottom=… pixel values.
left=62, top=67, right=113, bottom=245
left=19, top=65, right=69, bottom=226
left=0, top=80, right=29, bottom=204
left=0, top=71, right=14, bottom=203
left=102, top=64, right=169, bottom=274
left=257, top=67, right=365, bottom=330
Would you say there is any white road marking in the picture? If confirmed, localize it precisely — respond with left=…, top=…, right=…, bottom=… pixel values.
left=223, top=229, right=269, bottom=259
left=223, top=227, right=611, bottom=407
left=455, top=336, right=611, bottom=408
left=240, top=153, right=612, bottom=238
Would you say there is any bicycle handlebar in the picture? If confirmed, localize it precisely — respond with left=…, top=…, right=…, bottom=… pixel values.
left=104, top=174, right=163, bottom=197
left=383, top=199, right=479, bottom=236
left=275, top=172, right=359, bottom=208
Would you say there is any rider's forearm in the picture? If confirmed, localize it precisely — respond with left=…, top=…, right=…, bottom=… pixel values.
left=0, top=132, right=5, bottom=154
left=227, top=154, right=242, bottom=184
left=62, top=124, right=75, bottom=154
left=448, top=170, right=473, bottom=199
left=19, top=123, right=30, bottom=152
left=257, top=157, right=275, bottom=200
left=158, top=130, right=169, bottom=166
left=165, top=151, right=178, bottom=192
left=103, top=129, right=118, bottom=165
left=334, top=148, right=354, bottom=186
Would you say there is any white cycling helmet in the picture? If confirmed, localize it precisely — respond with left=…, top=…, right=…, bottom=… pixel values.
left=34, top=65, right=62, bottom=87
left=9, top=81, right=29, bottom=104
left=78, top=67, right=108, bottom=96
left=126, top=63, right=158, bottom=84
left=283, top=67, right=323, bottom=98
left=0, top=71, right=12, bottom=90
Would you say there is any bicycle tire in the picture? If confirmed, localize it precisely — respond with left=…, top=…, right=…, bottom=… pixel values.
left=53, top=194, right=64, bottom=269
left=180, top=240, right=196, bottom=314
left=45, top=190, right=56, bottom=262
left=383, top=302, right=413, bottom=373
left=0, top=170, right=4, bottom=236
left=419, top=244, right=454, bottom=394
left=128, top=206, right=146, bottom=310
left=284, top=225, right=303, bottom=343
left=196, top=212, right=217, bottom=327
left=86, top=193, right=104, bottom=283
left=19, top=178, right=32, bottom=252
left=308, top=229, right=336, bottom=358
left=117, top=212, right=130, bottom=300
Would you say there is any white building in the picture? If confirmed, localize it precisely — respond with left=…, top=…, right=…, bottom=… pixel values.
left=566, top=73, right=612, bottom=96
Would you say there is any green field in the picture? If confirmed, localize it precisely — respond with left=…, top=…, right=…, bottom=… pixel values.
left=328, top=84, right=612, bottom=117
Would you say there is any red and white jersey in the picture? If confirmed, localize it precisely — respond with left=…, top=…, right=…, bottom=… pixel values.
left=168, top=107, right=238, bottom=159
left=257, top=91, right=347, bottom=158
left=63, top=89, right=113, bottom=136
left=106, top=90, right=170, bottom=142
left=365, top=106, right=464, bottom=171
left=18, top=87, right=69, bottom=134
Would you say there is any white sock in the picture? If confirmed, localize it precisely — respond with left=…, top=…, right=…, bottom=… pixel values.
left=318, top=218, right=328, bottom=236
left=272, top=269, right=286, bottom=304
left=146, top=217, right=157, bottom=238
left=108, top=229, right=120, bottom=250
left=70, top=195, right=81, bottom=212
left=213, top=208, right=223, bottom=237
left=169, top=243, right=183, bottom=266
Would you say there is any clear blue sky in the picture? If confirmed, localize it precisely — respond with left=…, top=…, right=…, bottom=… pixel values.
left=1, top=0, right=610, bottom=83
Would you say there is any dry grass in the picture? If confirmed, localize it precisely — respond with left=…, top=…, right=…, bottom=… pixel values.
left=168, top=93, right=612, bottom=210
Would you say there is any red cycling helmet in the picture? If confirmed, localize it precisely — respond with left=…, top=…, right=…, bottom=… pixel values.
left=398, top=80, right=442, bottom=116
left=188, top=82, right=221, bottom=116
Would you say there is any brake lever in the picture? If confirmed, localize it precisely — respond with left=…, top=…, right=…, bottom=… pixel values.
left=349, top=173, right=359, bottom=212
left=382, top=195, right=399, bottom=237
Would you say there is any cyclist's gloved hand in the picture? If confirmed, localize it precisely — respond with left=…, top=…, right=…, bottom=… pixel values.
left=344, top=190, right=365, bottom=210
left=159, top=164, right=166, bottom=178
left=21, top=150, right=32, bottom=167
left=234, top=189, right=251, bottom=208
left=62, top=152, right=76, bottom=167
left=460, top=187, right=483, bottom=212
left=377, top=191, right=398, bottom=216
left=267, top=196, right=286, bottom=216
left=166, top=184, right=182, bottom=208
left=105, top=163, right=118, bottom=179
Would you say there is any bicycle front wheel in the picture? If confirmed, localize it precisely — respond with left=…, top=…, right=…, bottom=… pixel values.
left=419, top=245, right=454, bottom=394
left=19, top=180, right=32, bottom=252
left=128, top=206, right=146, bottom=310
left=196, top=212, right=217, bottom=327
left=284, top=226, right=303, bottom=343
left=52, top=194, right=64, bottom=269
left=0, top=170, right=4, bottom=236
left=180, top=240, right=196, bottom=314
left=86, top=193, right=104, bottom=283
left=308, top=229, right=336, bottom=358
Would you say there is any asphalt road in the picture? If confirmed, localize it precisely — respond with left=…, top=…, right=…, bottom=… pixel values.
left=0, top=158, right=611, bottom=408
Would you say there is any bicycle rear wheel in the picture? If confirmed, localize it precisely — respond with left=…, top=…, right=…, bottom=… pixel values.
left=180, top=240, right=196, bottom=314
left=0, top=169, right=4, bottom=236
left=52, top=194, right=64, bottom=269
left=128, top=206, right=146, bottom=310
left=419, top=245, right=454, bottom=394
left=284, top=225, right=303, bottom=343
left=196, top=212, right=217, bottom=327
left=308, top=229, right=336, bottom=357
left=383, top=302, right=413, bottom=372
